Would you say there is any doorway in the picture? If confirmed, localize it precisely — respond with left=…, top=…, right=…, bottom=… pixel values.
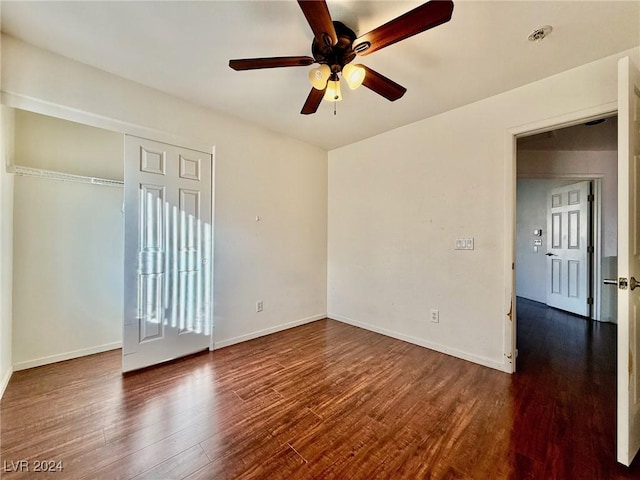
left=514, top=115, right=618, bottom=323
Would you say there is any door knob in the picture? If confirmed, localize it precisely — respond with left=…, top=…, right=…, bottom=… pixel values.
left=545, top=252, right=558, bottom=257
left=604, top=277, right=639, bottom=290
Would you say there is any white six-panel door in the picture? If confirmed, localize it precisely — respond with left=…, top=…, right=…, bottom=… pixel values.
left=545, top=181, right=591, bottom=317
left=123, top=136, right=212, bottom=372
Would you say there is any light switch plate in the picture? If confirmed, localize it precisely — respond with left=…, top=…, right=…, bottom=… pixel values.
left=455, top=237, right=475, bottom=250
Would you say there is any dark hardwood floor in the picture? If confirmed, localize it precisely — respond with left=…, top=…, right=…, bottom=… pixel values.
left=2, top=299, right=639, bottom=479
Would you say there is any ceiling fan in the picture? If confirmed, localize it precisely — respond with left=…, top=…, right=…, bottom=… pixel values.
left=229, top=0, right=454, bottom=115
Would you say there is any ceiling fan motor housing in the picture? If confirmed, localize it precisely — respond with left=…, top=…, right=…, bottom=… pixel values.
left=312, top=21, right=357, bottom=73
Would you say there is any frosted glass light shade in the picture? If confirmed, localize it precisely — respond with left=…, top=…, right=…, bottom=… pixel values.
left=323, top=80, right=342, bottom=102
left=342, top=64, right=366, bottom=90
left=308, top=64, right=331, bottom=90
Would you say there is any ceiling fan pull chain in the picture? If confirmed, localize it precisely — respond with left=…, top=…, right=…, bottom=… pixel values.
left=334, top=101, right=337, bottom=116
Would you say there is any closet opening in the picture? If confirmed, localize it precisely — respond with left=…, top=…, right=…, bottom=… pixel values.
left=11, top=109, right=124, bottom=371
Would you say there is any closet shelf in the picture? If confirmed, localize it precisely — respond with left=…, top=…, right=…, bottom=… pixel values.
left=9, top=165, right=124, bottom=188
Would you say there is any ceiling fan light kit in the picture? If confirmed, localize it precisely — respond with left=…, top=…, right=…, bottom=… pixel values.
left=229, top=0, right=454, bottom=115
left=342, top=63, right=366, bottom=90
left=309, top=64, right=331, bottom=89
left=323, top=76, right=342, bottom=102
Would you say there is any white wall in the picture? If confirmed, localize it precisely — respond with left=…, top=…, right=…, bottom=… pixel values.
left=328, top=47, right=639, bottom=372
left=0, top=106, right=15, bottom=396
left=1, top=35, right=328, bottom=353
left=14, top=109, right=123, bottom=179
left=12, top=111, right=124, bottom=369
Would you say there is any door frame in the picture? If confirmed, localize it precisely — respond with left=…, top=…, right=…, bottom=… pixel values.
left=503, top=101, right=617, bottom=373
left=3, top=92, right=217, bottom=352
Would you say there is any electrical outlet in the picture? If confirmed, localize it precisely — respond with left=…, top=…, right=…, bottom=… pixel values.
left=430, top=309, right=439, bottom=323
left=256, top=300, right=263, bottom=313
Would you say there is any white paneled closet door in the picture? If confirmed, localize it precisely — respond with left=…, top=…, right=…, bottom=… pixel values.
left=123, top=135, right=213, bottom=372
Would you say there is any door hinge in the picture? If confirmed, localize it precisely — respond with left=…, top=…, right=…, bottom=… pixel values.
left=587, top=296, right=593, bottom=305
left=588, top=246, right=594, bottom=253
left=512, top=262, right=515, bottom=270
left=588, top=194, right=594, bottom=202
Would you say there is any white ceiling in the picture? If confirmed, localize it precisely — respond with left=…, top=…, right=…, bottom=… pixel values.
left=2, top=1, right=639, bottom=150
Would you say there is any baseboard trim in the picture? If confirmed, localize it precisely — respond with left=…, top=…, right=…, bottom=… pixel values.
left=0, top=365, right=13, bottom=399
left=213, top=313, right=326, bottom=350
left=328, top=313, right=508, bottom=373
left=13, top=342, right=122, bottom=371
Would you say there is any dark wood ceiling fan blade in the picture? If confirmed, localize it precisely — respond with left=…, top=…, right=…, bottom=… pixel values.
left=297, top=0, right=338, bottom=47
left=361, top=66, right=406, bottom=101
left=353, top=0, right=454, bottom=56
left=301, top=87, right=325, bottom=114
left=229, top=56, right=315, bottom=70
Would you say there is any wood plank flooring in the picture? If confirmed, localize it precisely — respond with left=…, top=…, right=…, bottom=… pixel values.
left=2, top=299, right=639, bottom=479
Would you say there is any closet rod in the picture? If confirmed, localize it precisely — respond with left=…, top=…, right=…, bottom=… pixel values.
left=9, top=165, right=124, bottom=188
